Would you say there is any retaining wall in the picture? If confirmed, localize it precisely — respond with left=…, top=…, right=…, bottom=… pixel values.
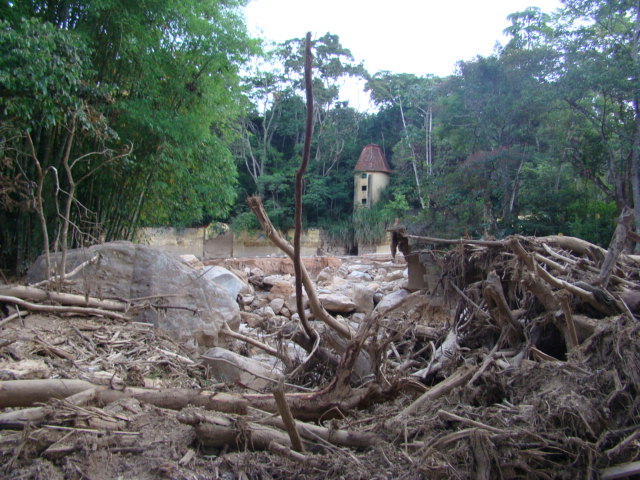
left=137, top=226, right=390, bottom=259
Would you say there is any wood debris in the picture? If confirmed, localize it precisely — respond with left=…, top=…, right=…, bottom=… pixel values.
left=0, top=229, right=639, bottom=479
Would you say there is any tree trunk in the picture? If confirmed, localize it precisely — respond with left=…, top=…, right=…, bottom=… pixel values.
left=632, top=1, right=640, bottom=251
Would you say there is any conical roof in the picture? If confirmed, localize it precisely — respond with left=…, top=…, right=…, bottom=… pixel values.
left=354, top=144, right=392, bottom=173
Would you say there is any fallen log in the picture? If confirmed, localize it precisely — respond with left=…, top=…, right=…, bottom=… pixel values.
left=394, top=365, right=476, bottom=419
left=0, top=378, right=392, bottom=422
left=273, top=381, right=305, bottom=452
left=536, top=235, right=607, bottom=262
left=0, top=295, right=128, bottom=321
left=510, top=238, right=620, bottom=317
left=0, top=379, right=246, bottom=416
left=0, top=379, right=94, bottom=408
left=598, top=207, right=634, bottom=288
left=601, top=460, right=640, bottom=480
left=483, top=270, right=524, bottom=347
left=243, top=380, right=390, bottom=421
left=0, top=285, right=127, bottom=311
left=96, top=387, right=246, bottom=415
left=177, top=409, right=293, bottom=450
left=259, top=414, right=381, bottom=448
left=0, top=388, right=96, bottom=429
left=178, top=406, right=380, bottom=451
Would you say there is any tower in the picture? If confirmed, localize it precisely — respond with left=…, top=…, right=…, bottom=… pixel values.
left=353, top=144, right=391, bottom=207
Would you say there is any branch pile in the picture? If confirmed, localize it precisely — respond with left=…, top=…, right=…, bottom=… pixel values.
left=1, top=229, right=638, bottom=478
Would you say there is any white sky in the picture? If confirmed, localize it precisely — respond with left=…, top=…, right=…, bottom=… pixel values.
left=243, top=0, right=563, bottom=110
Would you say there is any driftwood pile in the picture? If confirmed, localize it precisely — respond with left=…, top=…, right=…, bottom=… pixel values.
left=0, top=229, right=639, bottom=479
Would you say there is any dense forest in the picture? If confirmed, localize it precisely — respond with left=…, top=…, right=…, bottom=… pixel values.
left=1, top=0, right=639, bottom=272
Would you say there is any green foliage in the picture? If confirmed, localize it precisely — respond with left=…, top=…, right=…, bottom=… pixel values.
left=0, top=18, right=90, bottom=129
left=381, top=192, right=411, bottom=220
left=322, top=201, right=396, bottom=251
left=0, top=0, right=257, bottom=271
left=566, top=200, right=618, bottom=247
left=352, top=204, right=391, bottom=245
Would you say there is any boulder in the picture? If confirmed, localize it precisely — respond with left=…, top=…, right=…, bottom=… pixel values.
left=352, top=284, right=375, bottom=314
left=202, top=265, right=249, bottom=300
left=318, top=293, right=356, bottom=314
left=201, top=347, right=279, bottom=390
left=250, top=267, right=265, bottom=277
left=240, top=311, right=263, bottom=328
left=27, top=241, right=239, bottom=347
left=286, top=292, right=309, bottom=313
left=316, top=267, right=335, bottom=284
left=374, top=289, right=410, bottom=315
left=348, top=270, right=372, bottom=281
left=241, top=295, right=255, bottom=307
left=270, top=297, right=285, bottom=315
left=267, top=281, right=295, bottom=300
left=385, top=269, right=405, bottom=282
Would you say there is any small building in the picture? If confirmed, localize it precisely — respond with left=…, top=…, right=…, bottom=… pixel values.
left=353, top=144, right=391, bottom=207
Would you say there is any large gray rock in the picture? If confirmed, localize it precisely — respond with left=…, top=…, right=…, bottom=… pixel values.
left=374, top=289, right=410, bottom=315
left=318, top=293, right=356, bottom=314
left=201, top=347, right=280, bottom=390
left=202, top=265, right=248, bottom=300
left=269, top=297, right=285, bottom=315
left=286, top=292, right=309, bottom=313
left=385, top=269, right=406, bottom=282
left=352, top=284, right=375, bottom=314
left=316, top=267, right=335, bottom=284
left=27, top=241, right=239, bottom=347
left=348, top=270, right=372, bottom=281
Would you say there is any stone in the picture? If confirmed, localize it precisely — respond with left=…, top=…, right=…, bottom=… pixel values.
left=261, top=306, right=276, bottom=319
left=27, top=241, right=239, bottom=347
left=318, top=293, right=356, bottom=314
left=286, top=292, right=309, bottom=312
left=352, top=284, right=375, bottom=314
left=348, top=270, right=372, bottom=281
left=267, top=281, right=295, bottom=299
left=241, top=295, right=255, bottom=306
left=250, top=267, right=265, bottom=277
left=270, top=297, right=285, bottom=315
left=201, top=347, right=280, bottom=390
left=240, top=311, right=263, bottom=328
left=316, top=267, right=335, bottom=284
left=385, top=269, right=405, bottom=281
left=327, top=276, right=349, bottom=290
left=202, top=265, right=248, bottom=300
left=374, top=289, right=410, bottom=315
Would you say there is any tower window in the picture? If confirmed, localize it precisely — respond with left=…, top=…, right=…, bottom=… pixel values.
left=360, top=173, right=367, bottom=179
left=361, top=185, right=367, bottom=191
left=361, top=198, right=367, bottom=205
